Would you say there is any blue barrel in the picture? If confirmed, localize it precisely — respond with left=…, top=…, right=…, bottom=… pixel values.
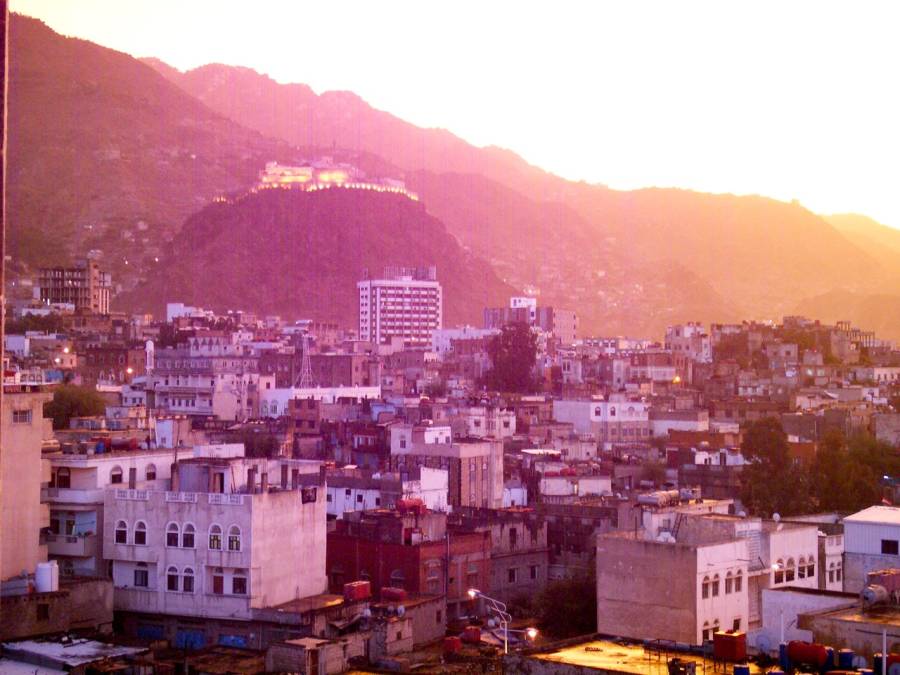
left=734, top=665, right=751, bottom=675
left=860, top=669, right=874, bottom=675
left=769, top=669, right=785, bottom=675
left=825, top=646, right=836, bottom=671
left=839, top=649, right=855, bottom=670
left=779, top=643, right=790, bottom=671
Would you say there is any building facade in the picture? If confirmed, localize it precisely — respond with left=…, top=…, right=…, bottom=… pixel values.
left=38, top=259, right=111, bottom=315
left=358, top=267, right=442, bottom=348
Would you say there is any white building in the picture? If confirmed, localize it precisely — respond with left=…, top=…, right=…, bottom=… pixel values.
left=326, top=467, right=449, bottom=518
left=103, top=455, right=327, bottom=630
left=553, top=396, right=651, bottom=447
left=461, top=406, right=516, bottom=440
left=431, top=326, right=498, bottom=356
left=843, top=505, right=900, bottom=592
left=259, top=385, right=381, bottom=418
left=539, top=474, right=612, bottom=503
left=358, top=267, right=442, bottom=348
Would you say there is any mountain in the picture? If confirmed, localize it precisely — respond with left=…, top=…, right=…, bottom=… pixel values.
left=823, top=213, right=900, bottom=280
left=143, top=59, right=898, bottom=335
left=119, top=188, right=515, bottom=326
left=7, top=14, right=296, bottom=290
left=793, top=290, right=900, bottom=345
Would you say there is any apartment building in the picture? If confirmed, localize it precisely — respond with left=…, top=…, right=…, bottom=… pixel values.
left=358, top=267, right=442, bottom=348
left=843, top=505, right=900, bottom=592
left=38, top=259, right=112, bottom=315
left=103, top=455, right=327, bottom=648
left=552, top=396, right=651, bottom=448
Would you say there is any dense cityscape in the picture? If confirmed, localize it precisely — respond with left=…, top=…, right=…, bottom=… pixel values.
left=3, top=3, right=900, bottom=675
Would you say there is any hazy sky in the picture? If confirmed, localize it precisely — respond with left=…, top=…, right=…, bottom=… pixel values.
left=12, top=0, right=900, bottom=228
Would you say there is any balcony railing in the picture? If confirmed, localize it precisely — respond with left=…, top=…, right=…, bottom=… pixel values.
left=47, top=533, right=98, bottom=558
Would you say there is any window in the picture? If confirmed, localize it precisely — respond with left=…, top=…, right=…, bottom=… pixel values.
left=209, top=524, right=222, bottom=550
left=167, top=566, right=179, bottom=592
left=509, top=528, right=518, bottom=549
left=882, top=539, right=899, bottom=555
left=786, top=558, right=796, bottom=582
left=836, top=562, right=842, bottom=582
left=134, top=563, right=149, bottom=588
left=115, top=520, right=128, bottom=544
left=828, top=563, right=835, bottom=584
left=228, top=526, right=242, bottom=551
left=213, top=568, right=224, bottom=595
left=145, top=464, right=157, bottom=481
left=530, top=565, right=538, bottom=580
left=806, top=558, right=815, bottom=578
left=734, top=571, right=743, bottom=593
left=702, top=576, right=710, bottom=599
left=232, top=570, right=247, bottom=595
left=390, top=569, right=405, bottom=590
left=712, top=574, right=720, bottom=596
left=12, top=409, right=32, bottom=424
left=733, top=618, right=741, bottom=631
left=183, top=567, right=195, bottom=593
left=110, top=466, right=123, bottom=484
left=37, top=603, right=50, bottom=621
left=356, top=494, right=363, bottom=503
left=774, top=559, right=785, bottom=584
left=702, top=622, right=711, bottom=642
left=55, top=467, right=71, bottom=489
left=798, top=557, right=806, bottom=579
left=182, top=523, right=195, bottom=549
left=166, top=523, right=179, bottom=548
left=508, top=568, right=517, bottom=584
left=725, top=572, right=733, bottom=594
left=134, top=521, right=147, bottom=546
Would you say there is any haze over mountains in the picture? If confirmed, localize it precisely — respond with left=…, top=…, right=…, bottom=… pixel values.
left=8, top=14, right=900, bottom=340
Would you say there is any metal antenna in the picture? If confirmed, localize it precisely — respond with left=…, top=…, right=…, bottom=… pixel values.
left=295, top=333, right=315, bottom=388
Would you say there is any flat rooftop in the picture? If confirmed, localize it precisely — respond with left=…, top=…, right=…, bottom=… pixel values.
left=844, top=505, right=900, bottom=526
left=801, top=603, right=900, bottom=629
left=530, top=638, right=765, bottom=675
left=270, top=592, right=344, bottom=614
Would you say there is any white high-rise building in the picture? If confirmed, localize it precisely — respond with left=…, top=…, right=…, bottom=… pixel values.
left=358, top=266, right=442, bottom=348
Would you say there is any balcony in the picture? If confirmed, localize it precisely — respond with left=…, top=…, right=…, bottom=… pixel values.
left=47, top=533, right=98, bottom=558
left=42, top=487, right=106, bottom=504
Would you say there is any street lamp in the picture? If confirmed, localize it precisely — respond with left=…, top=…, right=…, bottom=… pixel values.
left=468, top=588, right=512, bottom=654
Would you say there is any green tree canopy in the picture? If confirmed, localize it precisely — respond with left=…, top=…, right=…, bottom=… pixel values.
left=484, top=322, right=538, bottom=393
left=534, top=573, right=597, bottom=639
left=810, top=430, right=881, bottom=513
left=740, top=417, right=813, bottom=517
left=44, top=385, right=106, bottom=429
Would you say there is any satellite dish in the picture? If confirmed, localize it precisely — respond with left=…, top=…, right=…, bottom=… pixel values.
left=738, top=511, right=747, bottom=518
left=487, top=618, right=497, bottom=629
left=397, top=605, right=406, bottom=616
left=773, top=513, right=781, bottom=522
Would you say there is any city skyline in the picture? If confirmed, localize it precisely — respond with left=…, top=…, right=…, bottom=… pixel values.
left=10, top=0, right=900, bottom=229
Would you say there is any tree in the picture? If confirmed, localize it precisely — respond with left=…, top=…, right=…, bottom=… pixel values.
left=810, top=431, right=881, bottom=513
left=740, top=418, right=813, bottom=517
left=44, top=385, right=106, bottom=429
left=484, top=322, right=538, bottom=393
left=534, top=574, right=597, bottom=639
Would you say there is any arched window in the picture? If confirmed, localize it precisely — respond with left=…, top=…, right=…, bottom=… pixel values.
left=702, top=621, right=711, bottom=642
left=702, top=575, right=711, bottom=599
left=183, top=567, right=195, bottom=593
left=145, top=464, right=157, bottom=481
left=774, top=559, right=785, bottom=584
left=609, top=407, right=617, bottom=417
left=134, top=521, right=147, bottom=546
left=712, top=574, right=721, bottom=596
left=828, top=562, right=836, bottom=584
left=798, top=557, right=806, bottom=579
left=166, top=522, right=179, bottom=548
left=167, top=565, right=179, bottom=592
left=271, top=401, right=279, bottom=415
left=712, top=619, right=720, bottom=635
left=115, top=520, right=128, bottom=544
left=56, top=467, right=71, bottom=489
left=359, top=569, right=371, bottom=582
left=209, top=524, right=222, bottom=550
left=261, top=401, right=268, bottom=416
left=734, top=570, right=743, bottom=593
left=836, top=560, right=843, bottom=582
left=110, top=466, right=123, bottom=484
left=228, top=525, right=241, bottom=552
left=232, top=569, right=247, bottom=595
left=390, top=569, right=405, bottom=590
left=806, top=556, right=815, bottom=578
left=725, top=571, right=734, bottom=594
left=786, top=558, right=796, bottom=582
left=182, top=523, right=195, bottom=549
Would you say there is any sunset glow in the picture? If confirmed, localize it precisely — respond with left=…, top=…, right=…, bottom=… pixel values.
left=10, top=0, right=900, bottom=229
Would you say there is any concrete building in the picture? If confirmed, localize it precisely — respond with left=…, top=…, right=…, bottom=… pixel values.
left=483, top=299, right=578, bottom=345
left=325, top=466, right=449, bottom=518
left=843, top=505, right=900, bottom=592
left=103, top=455, right=327, bottom=648
left=553, top=396, right=651, bottom=449
left=358, top=267, right=442, bottom=348
left=461, top=405, right=517, bottom=440
left=1, top=384, right=53, bottom=586
left=38, top=259, right=112, bottom=315
left=666, top=323, right=712, bottom=363
left=389, top=437, right=504, bottom=509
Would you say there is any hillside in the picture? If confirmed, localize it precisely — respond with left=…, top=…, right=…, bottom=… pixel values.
left=7, top=14, right=296, bottom=290
left=143, top=58, right=896, bottom=335
left=119, top=188, right=516, bottom=327
left=824, top=213, right=900, bottom=283
left=793, top=290, right=900, bottom=345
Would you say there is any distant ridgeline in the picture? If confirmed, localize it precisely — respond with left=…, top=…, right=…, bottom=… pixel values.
left=242, top=157, right=419, bottom=201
